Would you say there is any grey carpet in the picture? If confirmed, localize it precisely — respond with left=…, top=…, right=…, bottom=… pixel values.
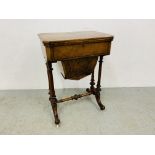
left=0, top=88, right=154, bottom=134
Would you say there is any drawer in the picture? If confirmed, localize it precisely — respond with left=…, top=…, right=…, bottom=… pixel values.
left=51, top=42, right=111, bottom=61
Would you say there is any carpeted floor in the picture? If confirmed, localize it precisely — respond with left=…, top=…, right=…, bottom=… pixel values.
left=0, top=88, right=154, bottom=134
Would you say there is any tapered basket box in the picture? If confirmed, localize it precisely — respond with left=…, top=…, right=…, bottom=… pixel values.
left=58, top=56, right=98, bottom=80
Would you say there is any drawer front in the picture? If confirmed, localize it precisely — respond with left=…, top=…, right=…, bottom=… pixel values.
left=52, top=42, right=111, bottom=61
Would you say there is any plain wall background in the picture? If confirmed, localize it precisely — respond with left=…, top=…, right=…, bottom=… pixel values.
left=0, top=19, right=155, bottom=90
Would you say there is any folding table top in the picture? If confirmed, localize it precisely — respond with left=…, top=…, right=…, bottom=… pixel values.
left=38, top=31, right=113, bottom=47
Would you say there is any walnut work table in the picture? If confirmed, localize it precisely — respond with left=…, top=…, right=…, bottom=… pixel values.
left=38, top=31, right=114, bottom=125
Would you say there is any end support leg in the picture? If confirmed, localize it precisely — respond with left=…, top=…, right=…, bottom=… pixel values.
left=95, top=56, right=105, bottom=110
left=95, top=92, right=105, bottom=110
left=46, top=61, right=60, bottom=125
left=49, top=97, right=60, bottom=124
left=87, top=56, right=105, bottom=110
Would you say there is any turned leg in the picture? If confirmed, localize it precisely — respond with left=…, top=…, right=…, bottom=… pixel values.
left=95, top=56, right=105, bottom=110
left=86, top=56, right=105, bottom=110
left=86, top=70, right=95, bottom=92
left=90, top=71, right=95, bottom=91
left=46, top=61, right=60, bottom=125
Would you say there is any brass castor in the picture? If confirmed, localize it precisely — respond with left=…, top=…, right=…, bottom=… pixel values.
left=56, top=124, right=60, bottom=128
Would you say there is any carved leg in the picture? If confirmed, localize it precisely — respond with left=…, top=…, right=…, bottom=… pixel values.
left=95, top=56, right=105, bottom=110
left=46, top=61, right=60, bottom=125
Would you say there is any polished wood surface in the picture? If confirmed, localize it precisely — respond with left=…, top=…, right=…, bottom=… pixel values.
left=38, top=31, right=113, bottom=45
left=38, top=31, right=114, bottom=125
